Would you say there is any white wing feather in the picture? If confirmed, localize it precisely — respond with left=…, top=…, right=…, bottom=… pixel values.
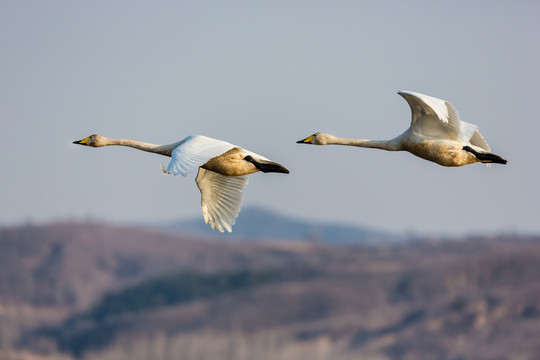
left=196, top=168, right=248, bottom=233
left=166, top=135, right=236, bottom=177
left=398, top=90, right=482, bottom=144
left=399, top=90, right=450, bottom=123
left=469, top=129, right=491, bottom=151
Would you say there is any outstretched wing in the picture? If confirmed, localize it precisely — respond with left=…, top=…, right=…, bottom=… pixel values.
left=195, top=168, right=248, bottom=233
left=469, top=129, right=491, bottom=151
left=165, top=135, right=236, bottom=177
left=398, top=90, right=476, bottom=142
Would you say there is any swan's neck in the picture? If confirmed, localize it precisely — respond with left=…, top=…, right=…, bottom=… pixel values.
left=328, top=136, right=401, bottom=151
left=100, top=137, right=182, bottom=157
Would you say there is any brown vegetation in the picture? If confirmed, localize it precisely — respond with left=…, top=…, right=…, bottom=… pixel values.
left=1, top=223, right=540, bottom=359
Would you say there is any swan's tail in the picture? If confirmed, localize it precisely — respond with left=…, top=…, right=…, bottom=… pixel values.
left=463, top=146, right=507, bottom=165
left=243, top=156, right=290, bottom=174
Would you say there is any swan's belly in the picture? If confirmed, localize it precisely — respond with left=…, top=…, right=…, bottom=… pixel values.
left=202, top=147, right=259, bottom=176
left=404, top=140, right=477, bottom=167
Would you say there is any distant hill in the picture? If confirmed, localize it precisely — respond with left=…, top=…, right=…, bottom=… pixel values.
left=4, top=222, right=540, bottom=360
left=21, top=229, right=540, bottom=360
left=151, top=206, right=402, bottom=244
left=0, top=222, right=334, bottom=309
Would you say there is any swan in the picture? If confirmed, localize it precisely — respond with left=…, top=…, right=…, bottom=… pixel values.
left=297, top=90, right=507, bottom=167
left=73, top=134, right=289, bottom=232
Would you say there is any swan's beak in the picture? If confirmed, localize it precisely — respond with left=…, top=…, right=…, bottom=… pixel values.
left=73, top=136, right=90, bottom=145
left=297, top=135, right=314, bottom=144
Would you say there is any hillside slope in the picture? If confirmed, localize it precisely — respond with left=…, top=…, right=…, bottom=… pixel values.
left=2, top=223, right=540, bottom=360
left=152, top=206, right=401, bottom=243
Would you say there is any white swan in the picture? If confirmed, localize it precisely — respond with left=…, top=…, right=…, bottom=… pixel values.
left=297, top=90, right=507, bottom=167
left=73, top=134, right=289, bottom=232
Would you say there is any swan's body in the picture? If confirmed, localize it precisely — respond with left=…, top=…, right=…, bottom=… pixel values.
left=297, top=90, right=507, bottom=167
left=73, top=134, right=289, bottom=232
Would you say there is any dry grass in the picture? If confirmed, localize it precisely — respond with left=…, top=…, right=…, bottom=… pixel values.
left=84, top=329, right=380, bottom=360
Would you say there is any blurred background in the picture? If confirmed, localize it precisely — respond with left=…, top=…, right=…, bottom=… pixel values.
left=1, top=1, right=539, bottom=359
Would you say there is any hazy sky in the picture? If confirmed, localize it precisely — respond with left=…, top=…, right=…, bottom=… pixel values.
left=1, top=1, right=539, bottom=235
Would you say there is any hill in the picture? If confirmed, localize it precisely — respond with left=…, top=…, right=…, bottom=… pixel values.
left=2, top=223, right=540, bottom=360
left=0, top=222, right=317, bottom=309
left=151, top=206, right=401, bottom=243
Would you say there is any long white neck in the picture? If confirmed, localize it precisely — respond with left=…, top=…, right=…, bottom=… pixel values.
left=100, top=137, right=183, bottom=157
left=325, top=135, right=401, bottom=151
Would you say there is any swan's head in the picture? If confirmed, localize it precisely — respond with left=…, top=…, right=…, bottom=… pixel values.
left=73, top=134, right=108, bottom=147
left=296, top=132, right=332, bottom=145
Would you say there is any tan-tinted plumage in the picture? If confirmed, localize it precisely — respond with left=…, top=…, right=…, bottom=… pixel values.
left=73, top=134, right=289, bottom=232
left=297, top=91, right=507, bottom=167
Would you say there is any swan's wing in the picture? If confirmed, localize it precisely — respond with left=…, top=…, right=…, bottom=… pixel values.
left=195, top=168, right=248, bottom=233
left=469, top=129, right=491, bottom=152
left=166, top=135, right=236, bottom=177
left=398, top=91, right=468, bottom=141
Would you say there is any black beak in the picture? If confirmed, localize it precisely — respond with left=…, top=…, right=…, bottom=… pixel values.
left=297, top=139, right=307, bottom=144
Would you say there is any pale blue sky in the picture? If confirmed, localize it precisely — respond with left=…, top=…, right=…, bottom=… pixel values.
left=1, top=1, right=539, bottom=235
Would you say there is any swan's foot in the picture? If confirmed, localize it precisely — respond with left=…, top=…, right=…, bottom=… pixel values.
left=463, top=146, right=507, bottom=165
left=160, top=164, right=171, bottom=174
left=244, top=156, right=290, bottom=174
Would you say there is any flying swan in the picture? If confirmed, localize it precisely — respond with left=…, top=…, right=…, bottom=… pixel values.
left=73, top=134, right=289, bottom=232
left=297, top=90, right=507, bottom=167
